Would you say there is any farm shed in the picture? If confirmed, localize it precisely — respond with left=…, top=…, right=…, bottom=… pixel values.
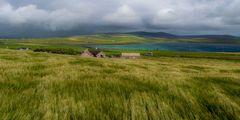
left=121, top=53, right=141, bottom=58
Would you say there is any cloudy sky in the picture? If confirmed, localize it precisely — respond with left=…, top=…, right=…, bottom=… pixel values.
left=0, top=0, right=240, bottom=37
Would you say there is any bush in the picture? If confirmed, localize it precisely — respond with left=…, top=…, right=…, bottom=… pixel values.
left=33, top=48, right=79, bottom=55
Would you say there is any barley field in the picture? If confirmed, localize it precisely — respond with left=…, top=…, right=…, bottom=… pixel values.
left=0, top=48, right=240, bottom=120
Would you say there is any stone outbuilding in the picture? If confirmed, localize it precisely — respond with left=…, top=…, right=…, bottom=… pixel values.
left=121, top=53, right=141, bottom=58
left=144, top=52, right=153, bottom=56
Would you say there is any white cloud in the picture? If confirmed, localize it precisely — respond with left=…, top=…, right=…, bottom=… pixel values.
left=0, top=0, right=240, bottom=35
left=0, top=3, right=45, bottom=24
left=0, top=1, right=93, bottom=30
left=103, top=5, right=142, bottom=26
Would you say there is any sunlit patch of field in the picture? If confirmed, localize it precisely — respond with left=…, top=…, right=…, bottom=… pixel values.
left=0, top=48, right=240, bottom=119
left=67, top=34, right=149, bottom=44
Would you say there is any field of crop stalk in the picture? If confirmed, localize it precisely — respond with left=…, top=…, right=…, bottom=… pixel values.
left=0, top=48, right=240, bottom=120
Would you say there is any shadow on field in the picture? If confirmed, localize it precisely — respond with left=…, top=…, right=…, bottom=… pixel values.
left=191, top=77, right=240, bottom=119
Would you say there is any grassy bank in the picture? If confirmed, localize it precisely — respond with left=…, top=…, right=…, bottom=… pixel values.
left=1, top=34, right=240, bottom=51
left=0, top=48, right=240, bottom=119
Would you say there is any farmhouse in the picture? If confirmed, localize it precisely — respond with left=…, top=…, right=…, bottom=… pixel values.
left=80, top=49, right=106, bottom=58
left=121, top=53, right=141, bottom=58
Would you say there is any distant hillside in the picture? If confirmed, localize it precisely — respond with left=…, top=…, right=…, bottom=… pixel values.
left=125, top=31, right=240, bottom=44
left=127, top=31, right=177, bottom=38
left=0, top=30, right=238, bottom=40
left=1, top=31, right=240, bottom=45
left=128, top=31, right=237, bottom=39
left=183, top=35, right=237, bottom=40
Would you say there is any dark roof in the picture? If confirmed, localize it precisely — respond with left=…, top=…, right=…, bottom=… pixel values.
left=16, top=47, right=29, bottom=50
left=89, top=50, right=102, bottom=56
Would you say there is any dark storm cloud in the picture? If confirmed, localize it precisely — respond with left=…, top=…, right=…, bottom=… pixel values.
left=0, top=0, right=240, bottom=36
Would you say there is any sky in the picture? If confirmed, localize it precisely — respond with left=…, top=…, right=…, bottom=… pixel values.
left=0, top=0, right=240, bottom=37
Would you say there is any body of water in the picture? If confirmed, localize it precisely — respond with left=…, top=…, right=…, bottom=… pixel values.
left=86, top=42, right=240, bottom=52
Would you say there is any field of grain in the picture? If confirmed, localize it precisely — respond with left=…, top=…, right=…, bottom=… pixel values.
left=0, top=48, right=240, bottom=119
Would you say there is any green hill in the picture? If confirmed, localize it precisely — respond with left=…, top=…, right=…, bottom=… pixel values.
left=1, top=33, right=240, bottom=51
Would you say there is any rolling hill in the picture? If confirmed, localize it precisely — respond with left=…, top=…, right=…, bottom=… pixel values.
left=127, top=31, right=238, bottom=40
left=0, top=32, right=240, bottom=51
left=127, top=31, right=240, bottom=44
left=127, top=31, right=177, bottom=38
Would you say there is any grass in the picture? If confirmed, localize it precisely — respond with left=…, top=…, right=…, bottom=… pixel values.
left=0, top=48, right=240, bottom=119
